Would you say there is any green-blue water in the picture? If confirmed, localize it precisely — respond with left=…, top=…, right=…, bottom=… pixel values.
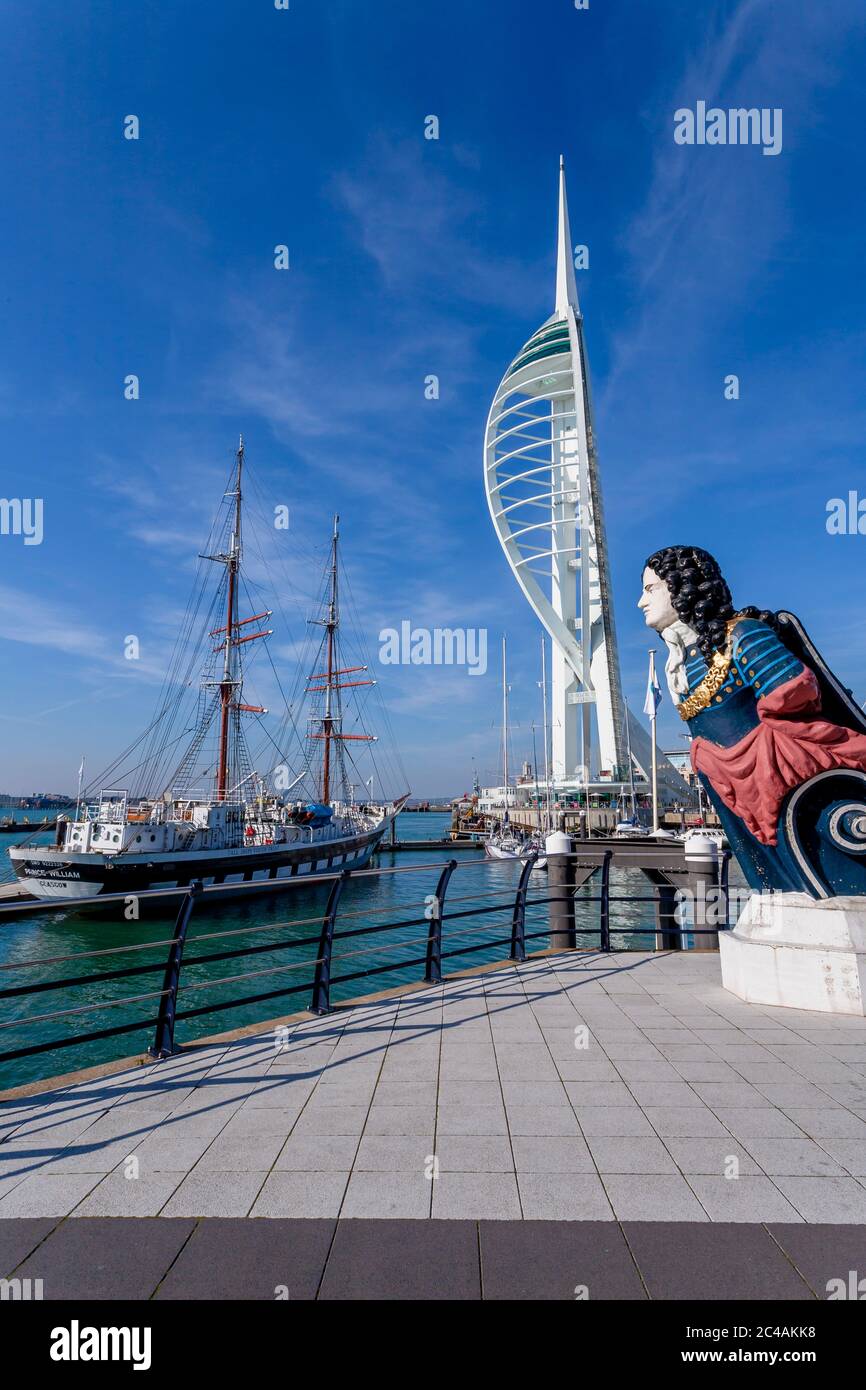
left=0, top=812, right=674, bottom=1091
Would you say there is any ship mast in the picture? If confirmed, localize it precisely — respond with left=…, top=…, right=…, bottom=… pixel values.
left=207, top=438, right=271, bottom=805
left=321, top=514, right=339, bottom=805
left=502, top=635, right=509, bottom=825
left=216, top=437, right=244, bottom=801
left=306, top=516, right=377, bottom=806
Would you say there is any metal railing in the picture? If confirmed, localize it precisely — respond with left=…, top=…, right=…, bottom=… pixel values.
left=0, top=849, right=733, bottom=1076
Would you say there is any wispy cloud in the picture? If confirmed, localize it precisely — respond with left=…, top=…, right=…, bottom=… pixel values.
left=0, top=584, right=112, bottom=661
left=601, top=0, right=866, bottom=412
left=332, top=136, right=544, bottom=313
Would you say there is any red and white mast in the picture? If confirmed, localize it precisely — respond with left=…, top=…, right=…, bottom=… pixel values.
left=208, top=437, right=271, bottom=802
left=306, top=516, right=376, bottom=805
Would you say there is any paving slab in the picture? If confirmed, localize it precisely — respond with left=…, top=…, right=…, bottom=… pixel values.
left=436, top=1105, right=508, bottom=1136
left=73, top=1171, right=186, bottom=1217
left=160, top=1171, right=266, bottom=1217
left=783, top=1108, right=866, bottom=1139
left=771, top=1176, right=866, bottom=1223
left=661, top=1137, right=761, bottom=1176
left=572, top=1106, right=655, bottom=1137
left=622, top=1223, right=814, bottom=1300
left=251, top=1171, right=349, bottom=1218
left=341, top=1170, right=431, bottom=1218
left=511, top=1135, right=595, bottom=1173
left=506, top=1106, right=581, bottom=1137
left=0, top=1216, right=57, bottom=1275
left=155, top=1217, right=336, bottom=1299
left=480, top=1220, right=645, bottom=1300
left=588, top=1136, right=678, bottom=1175
left=431, top=1172, right=521, bottom=1220
left=741, top=1138, right=848, bottom=1177
left=812, top=1137, right=866, bottom=1176
left=319, top=1219, right=479, bottom=1300
left=686, top=1175, right=803, bottom=1222
left=12, top=1217, right=196, bottom=1299
left=768, top=1224, right=866, bottom=1298
left=517, top=1173, right=614, bottom=1220
left=277, top=1135, right=361, bottom=1172
left=0, top=1173, right=101, bottom=1217
left=604, top=1174, right=709, bottom=1222
left=435, top=1136, right=514, bottom=1173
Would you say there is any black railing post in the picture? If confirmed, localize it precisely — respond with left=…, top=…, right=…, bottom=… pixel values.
left=424, top=859, right=457, bottom=983
left=510, top=853, right=537, bottom=963
left=149, top=879, right=202, bottom=1060
left=599, top=850, right=612, bottom=952
left=310, top=870, right=351, bottom=1015
left=654, top=881, right=682, bottom=951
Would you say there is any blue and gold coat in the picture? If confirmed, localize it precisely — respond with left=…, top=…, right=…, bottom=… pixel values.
left=678, top=615, right=866, bottom=899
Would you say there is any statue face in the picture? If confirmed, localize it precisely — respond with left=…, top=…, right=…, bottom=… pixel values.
left=638, top=567, right=679, bottom=632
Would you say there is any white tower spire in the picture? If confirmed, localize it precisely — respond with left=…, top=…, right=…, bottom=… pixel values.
left=555, top=155, right=580, bottom=316
left=484, top=158, right=627, bottom=784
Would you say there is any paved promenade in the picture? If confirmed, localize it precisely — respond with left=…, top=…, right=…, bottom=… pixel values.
left=3, top=950, right=866, bottom=1227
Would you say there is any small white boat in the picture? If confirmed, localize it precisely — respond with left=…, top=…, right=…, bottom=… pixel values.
left=482, top=636, right=547, bottom=869
left=614, top=820, right=649, bottom=838
left=485, top=831, right=547, bottom=869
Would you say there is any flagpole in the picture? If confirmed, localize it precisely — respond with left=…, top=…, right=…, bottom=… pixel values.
left=75, top=755, right=85, bottom=822
left=624, top=697, right=636, bottom=821
left=648, top=650, right=659, bottom=833
left=540, top=637, right=552, bottom=835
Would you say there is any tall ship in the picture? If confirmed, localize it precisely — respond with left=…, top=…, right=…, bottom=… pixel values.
left=10, top=440, right=409, bottom=901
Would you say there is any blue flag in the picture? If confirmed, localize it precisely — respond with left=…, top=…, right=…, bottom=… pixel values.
left=643, top=664, right=661, bottom=717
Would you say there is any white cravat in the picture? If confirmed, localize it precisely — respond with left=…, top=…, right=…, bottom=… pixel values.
left=661, top=620, right=700, bottom=704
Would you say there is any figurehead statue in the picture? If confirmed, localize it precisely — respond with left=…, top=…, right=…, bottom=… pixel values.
left=639, top=546, right=866, bottom=901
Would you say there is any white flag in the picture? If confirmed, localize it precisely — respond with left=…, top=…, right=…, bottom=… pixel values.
left=77, top=757, right=85, bottom=782
left=643, top=665, right=661, bottom=718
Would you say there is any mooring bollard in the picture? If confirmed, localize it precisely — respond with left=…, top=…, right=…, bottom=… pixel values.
left=546, top=830, right=575, bottom=950
left=685, top=838, right=720, bottom=951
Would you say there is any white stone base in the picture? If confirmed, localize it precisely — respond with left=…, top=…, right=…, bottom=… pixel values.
left=719, top=892, right=866, bottom=1015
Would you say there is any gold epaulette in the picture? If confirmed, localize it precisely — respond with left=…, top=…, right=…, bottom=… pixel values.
left=676, top=615, right=744, bottom=722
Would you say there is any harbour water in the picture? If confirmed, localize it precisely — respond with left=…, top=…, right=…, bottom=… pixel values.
left=0, top=812, right=710, bottom=1091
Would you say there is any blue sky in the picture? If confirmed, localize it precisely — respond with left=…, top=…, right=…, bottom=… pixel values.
left=1, top=0, right=865, bottom=797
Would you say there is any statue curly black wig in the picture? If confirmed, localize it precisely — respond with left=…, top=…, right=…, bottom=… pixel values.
left=643, top=545, right=780, bottom=662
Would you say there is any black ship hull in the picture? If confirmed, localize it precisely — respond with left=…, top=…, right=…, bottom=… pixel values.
left=10, top=826, right=385, bottom=902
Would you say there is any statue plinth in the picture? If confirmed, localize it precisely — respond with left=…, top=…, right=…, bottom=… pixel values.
left=720, top=892, right=866, bottom=1015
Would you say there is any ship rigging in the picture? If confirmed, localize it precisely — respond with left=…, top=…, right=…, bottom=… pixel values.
left=10, top=439, right=409, bottom=902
